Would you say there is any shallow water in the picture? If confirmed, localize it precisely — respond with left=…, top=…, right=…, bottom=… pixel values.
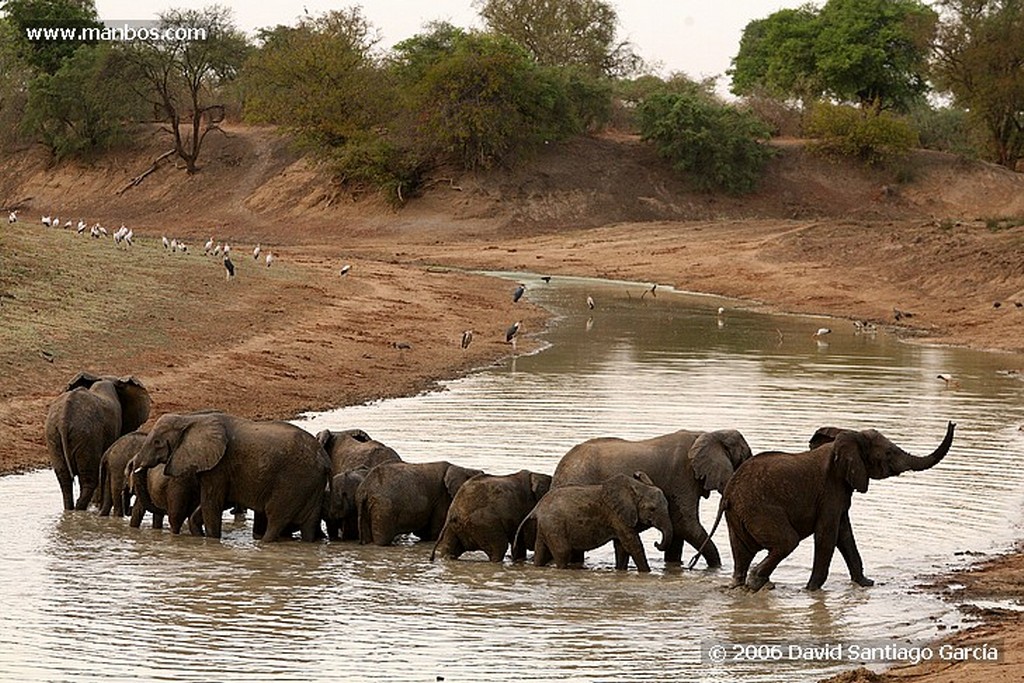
left=2, top=273, right=1023, bottom=682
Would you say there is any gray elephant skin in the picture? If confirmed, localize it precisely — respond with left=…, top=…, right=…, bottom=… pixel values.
left=128, top=462, right=202, bottom=534
left=552, top=429, right=752, bottom=567
left=356, top=461, right=484, bottom=546
left=723, top=421, right=956, bottom=591
left=45, top=372, right=152, bottom=510
left=317, top=428, right=402, bottom=473
left=514, top=471, right=672, bottom=572
left=98, top=431, right=148, bottom=517
left=133, top=412, right=330, bottom=542
left=324, top=468, right=369, bottom=540
left=431, top=469, right=552, bottom=562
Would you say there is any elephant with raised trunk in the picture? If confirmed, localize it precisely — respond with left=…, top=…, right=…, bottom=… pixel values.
left=432, top=469, right=552, bottom=562
left=513, top=471, right=672, bottom=572
left=723, top=421, right=956, bottom=591
left=98, top=431, right=148, bottom=517
left=45, top=372, right=151, bottom=510
left=356, top=461, right=484, bottom=546
left=133, top=412, right=330, bottom=542
left=316, top=428, right=402, bottom=474
left=552, top=429, right=752, bottom=567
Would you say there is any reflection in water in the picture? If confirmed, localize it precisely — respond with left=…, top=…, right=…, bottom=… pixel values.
left=2, top=273, right=1024, bottom=681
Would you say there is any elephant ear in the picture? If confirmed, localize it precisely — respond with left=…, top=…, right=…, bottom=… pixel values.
left=832, top=432, right=869, bottom=493
left=316, top=429, right=335, bottom=451
left=346, top=429, right=372, bottom=443
left=444, top=465, right=483, bottom=497
left=632, top=470, right=655, bottom=487
left=810, top=426, right=846, bottom=450
left=530, top=472, right=552, bottom=500
left=114, top=376, right=151, bottom=434
left=165, top=415, right=228, bottom=477
left=64, top=371, right=101, bottom=392
left=690, top=430, right=752, bottom=495
left=602, top=475, right=639, bottom=528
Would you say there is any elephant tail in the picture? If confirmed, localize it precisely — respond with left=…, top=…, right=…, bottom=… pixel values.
left=511, top=511, right=537, bottom=563
left=98, top=455, right=112, bottom=515
left=687, top=497, right=728, bottom=571
left=357, top=496, right=372, bottom=545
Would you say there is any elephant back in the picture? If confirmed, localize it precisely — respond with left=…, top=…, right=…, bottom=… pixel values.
left=318, top=428, right=402, bottom=474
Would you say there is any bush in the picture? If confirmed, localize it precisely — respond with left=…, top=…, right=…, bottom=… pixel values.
left=637, top=91, right=776, bottom=194
left=805, top=102, right=918, bottom=164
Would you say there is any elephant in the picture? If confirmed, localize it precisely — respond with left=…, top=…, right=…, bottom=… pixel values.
left=98, top=431, right=148, bottom=517
left=431, top=469, right=553, bottom=562
left=356, top=461, right=485, bottom=546
left=44, top=372, right=152, bottom=510
left=316, top=428, right=402, bottom=474
left=551, top=429, right=752, bottom=567
left=323, top=468, right=369, bottom=540
left=513, top=471, right=672, bottom=572
left=128, top=463, right=202, bottom=534
left=132, top=412, right=330, bottom=542
left=722, top=421, right=956, bottom=591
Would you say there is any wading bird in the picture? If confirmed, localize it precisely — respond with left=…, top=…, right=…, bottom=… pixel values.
left=461, top=329, right=473, bottom=349
left=587, top=295, right=595, bottom=310
left=224, top=255, right=235, bottom=280
left=253, top=243, right=261, bottom=260
left=813, top=327, right=832, bottom=338
left=506, top=321, right=521, bottom=349
left=937, top=373, right=960, bottom=388
left=41, top=215, right=51, bottom=227
left=265, top=252, right=274, bottom=268
left=340, top=264, right=351, bottom=276
left=162, top=236, right=170, bottom=250
left=204, top=237, right=214, bottom=255
left=513, top=284, right=526, bottom=303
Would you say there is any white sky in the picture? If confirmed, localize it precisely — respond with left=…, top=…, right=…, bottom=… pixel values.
left=94, top=1, right=808, bottom=87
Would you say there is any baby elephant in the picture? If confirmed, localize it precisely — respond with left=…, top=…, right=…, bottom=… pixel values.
left=431, top=469, right=552, bottom=562
left=514, top=471, right=672, bottom=572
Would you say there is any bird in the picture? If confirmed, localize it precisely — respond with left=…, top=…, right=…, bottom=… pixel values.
left=124, top=229, right=133, bottom=247
left=162, top=235, right=170, bottom=250
left=77, top=219, right=86, bottom=232
left=587, top=295, right=595, bottom=310
left=213, top=244, right=222, bottom=257
left=253, top=243, right=261, bottom=260
left=64, top=219, right=74, bottom=229
left=265, top=252, right=274, bottom=268
left=937, top=373, right=960, bottom=388
left=7, top=211, right=15, bottom=223
left=540, top=276, right=551, bottom=283
left=813, top=327, right=832, bottom=338
left=340, top=264, right=351, bottom=276
left=41, top=215, right=51, bottom=227
left=893, top=307, right=914, bottom=321
left=641, top=284, right=658, bottom=300
left=170, top=238, right=178, bottom=252
left=224, top=244, right=231, bottom=257
left=461, top=329, right=473, bottom=349
left=223, top=255, right=235, bottom=280
left=853, top=320, right=877, bottom=333
left=717, top=307, right=725, bottom=316
left=513, top=284, right=526, bottom=303
left=505, top=320, right=521, bottom=348
left=51, top=216, right=60, bottom=228
left=204, top=237, right=214, bottom=255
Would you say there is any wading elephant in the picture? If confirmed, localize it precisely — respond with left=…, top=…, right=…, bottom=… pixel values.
left=98, top=431, right=148, bottom=517
left=513, top=471, right=672, bottom=572
left=431, top=469, right=553, bottom=562
left=552, top=429, right=752, bottom=567
left=723, top=421, right=956, bottom=591
left=323, top=468, right=369, bottom=540
left=128, top=463, right=202, bottom=534
left=45, top=372, right=151, bottom=510
left=356, top=461, right=484, bottom=546
left=316, top=428, right=402, bottom=474
left=132, top=412, right=330, bottom=542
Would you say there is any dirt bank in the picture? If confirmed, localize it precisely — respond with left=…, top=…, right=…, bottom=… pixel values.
left=3, top=127, right=1024, bottom=682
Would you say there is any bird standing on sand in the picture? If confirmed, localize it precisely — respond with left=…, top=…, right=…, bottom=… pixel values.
left=266, top=252, right=274, bottom=268
left=204, top=237, right=214, bottom=255
left=513, top=284, right=526, bottom=303
left=224, top=255, right=235, bottom=280
left=253, top=243, right=261, bottom=260
left=162, top=236, right=170, bottom=250
left=461, top=330, right=473, bottom=349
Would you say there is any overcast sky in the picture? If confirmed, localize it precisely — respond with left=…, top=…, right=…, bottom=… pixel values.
left=93, top=1, right=808, bottom=86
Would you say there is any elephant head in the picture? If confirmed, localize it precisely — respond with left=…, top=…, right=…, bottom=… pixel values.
left=819, top=421, right=956, bottom=493
left=134, top=413, right=228, bottom=476
left=689, top=429, right=753, bottom=495
left=316, top=428, right=401, bottom=473
left=603, top=471, right=673, bottom=552
left=529, top=472, right=552, bottom=502
left=65, top=372, right=151, bottom=434
left=444, top=465, right=482, bottom=498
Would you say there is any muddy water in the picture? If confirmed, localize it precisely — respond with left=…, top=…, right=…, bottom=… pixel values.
left=3, top=273, right=1023, bottom=682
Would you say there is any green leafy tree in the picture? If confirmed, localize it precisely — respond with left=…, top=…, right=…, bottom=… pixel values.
left=932, top=0, right=1024, bottom=167
left=127, top=5, right=249, bottom=174
left=637, top=92, right=776, bottom=194
left=474, top=0, right=641, bottom=77
left=729, top=7, right=820, bottom=103
left=0, top=17, right=32, bottom=148
left=805, top=102, right=919, bottom=164
left=1, top=0, right=103, bottom=75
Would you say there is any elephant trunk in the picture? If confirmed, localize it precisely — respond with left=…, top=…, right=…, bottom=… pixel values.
left=652, top=509, right=673, bottom=553
left=893, top=421, right=956, bottom=473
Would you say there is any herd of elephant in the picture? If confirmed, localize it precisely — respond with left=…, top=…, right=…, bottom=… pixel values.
left=44, top=372, right=957, bottom=591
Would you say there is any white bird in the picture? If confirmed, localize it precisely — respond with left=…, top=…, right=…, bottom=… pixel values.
left=98, top=226, right=107, bottom=237
left=224, top=255, right=235, bottom=280
left=461, top=329, right=473, bottom=349
left=340, top=264, right=351, bottom=276
left=170, top=239, right=178, bottom=252
left=77, top=219, right=86, bottom=232
left=77, top=222, right=87, bottom=234
left=224, top=244, right=231, bottom=256
left=162, top=235, right=170, bottom=250
left=8, top=210, right=17, bottom=223
left=177, top=241, right=188, bottom=253
left=506, top=320, right=522, bottom=349
left=51, top=216, right=59, bottom=228
left=65, top=219, right=74, bottom=229
left=265, top=252, right=274, bottom=268
left=213, top=244, right=222, bottom=257
left=90, top=225, right=100, bottom=238
left=41, top=215, right=51, bottom=227
left=204, top=237, right=214, bottom=255
left=937, top=373, right=960, bottom=388
left=587, top=295, right=595, bottom=310
left=253, top=243, right=261, bottom=260
left=717, top=307, right=726, bottom=316
left=813, top=327, right=832, bottom=338
left=125, top=229, right=133, bottom=247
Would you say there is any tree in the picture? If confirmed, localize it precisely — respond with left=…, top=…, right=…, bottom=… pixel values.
left=1, top=0, right=103, bottom=75
left=730, top=0, right=936, bottom=113
left=932, top=0, right=1024, bottom=167
left=0, top=17, right=32, bottom=149
left=474, top=0, right=641, bottom=77
left=127, top=6, right=249, bottom=174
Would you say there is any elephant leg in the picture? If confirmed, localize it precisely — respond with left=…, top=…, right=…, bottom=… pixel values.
left=612, top=539, right=630, bottom=570
left=617, top=532, right=651, bottom=573
left=55, top=469, right=75, bottom=511
left=484, top=540, right=506, bottom=563
left=260, top=515, right=287, bottom=543
left=727, top=523, right=756, bottom=588
left=201, top=499, right=224, bottom=539
left=569, top=549, right=585, bottom=565
left=806, top=518, right=842, bottom=590
left=152, top=511, right=165, bottom=530
left=748, top=530, right=800, bottom=591
left=299, top=514, right=321, bottom=543
left=341, top=516, right=359, bottom=541
left=253, top=511, right=268, bottom=539
left=837, top=510, right=874, bottom=587
left=676, top=515, right=721, bottom=568
left=188, top=507, right=205, bottom=536
left=74, top=478, right=97, bottom=511
left=533, top=536, right=552, bottom=567
left=129, top=500, right=145, bottom=529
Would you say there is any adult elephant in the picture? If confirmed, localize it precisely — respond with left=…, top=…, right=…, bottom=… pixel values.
left=723, top=421, right=956, bottom=591
left=431, top=469, right=552, bottom=562
left=513, top=471, right=672, bottom=573
left=45, top=372, right=151, bottom=510
left=132, top=412, right=330, bottom=542
left=552, top=429, right=752, bottom=567
left=98, top=431, right=148, bottom=517
left=316, top=428, right=402, bottom=474
left=356, top=461, right=484, bottom=546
